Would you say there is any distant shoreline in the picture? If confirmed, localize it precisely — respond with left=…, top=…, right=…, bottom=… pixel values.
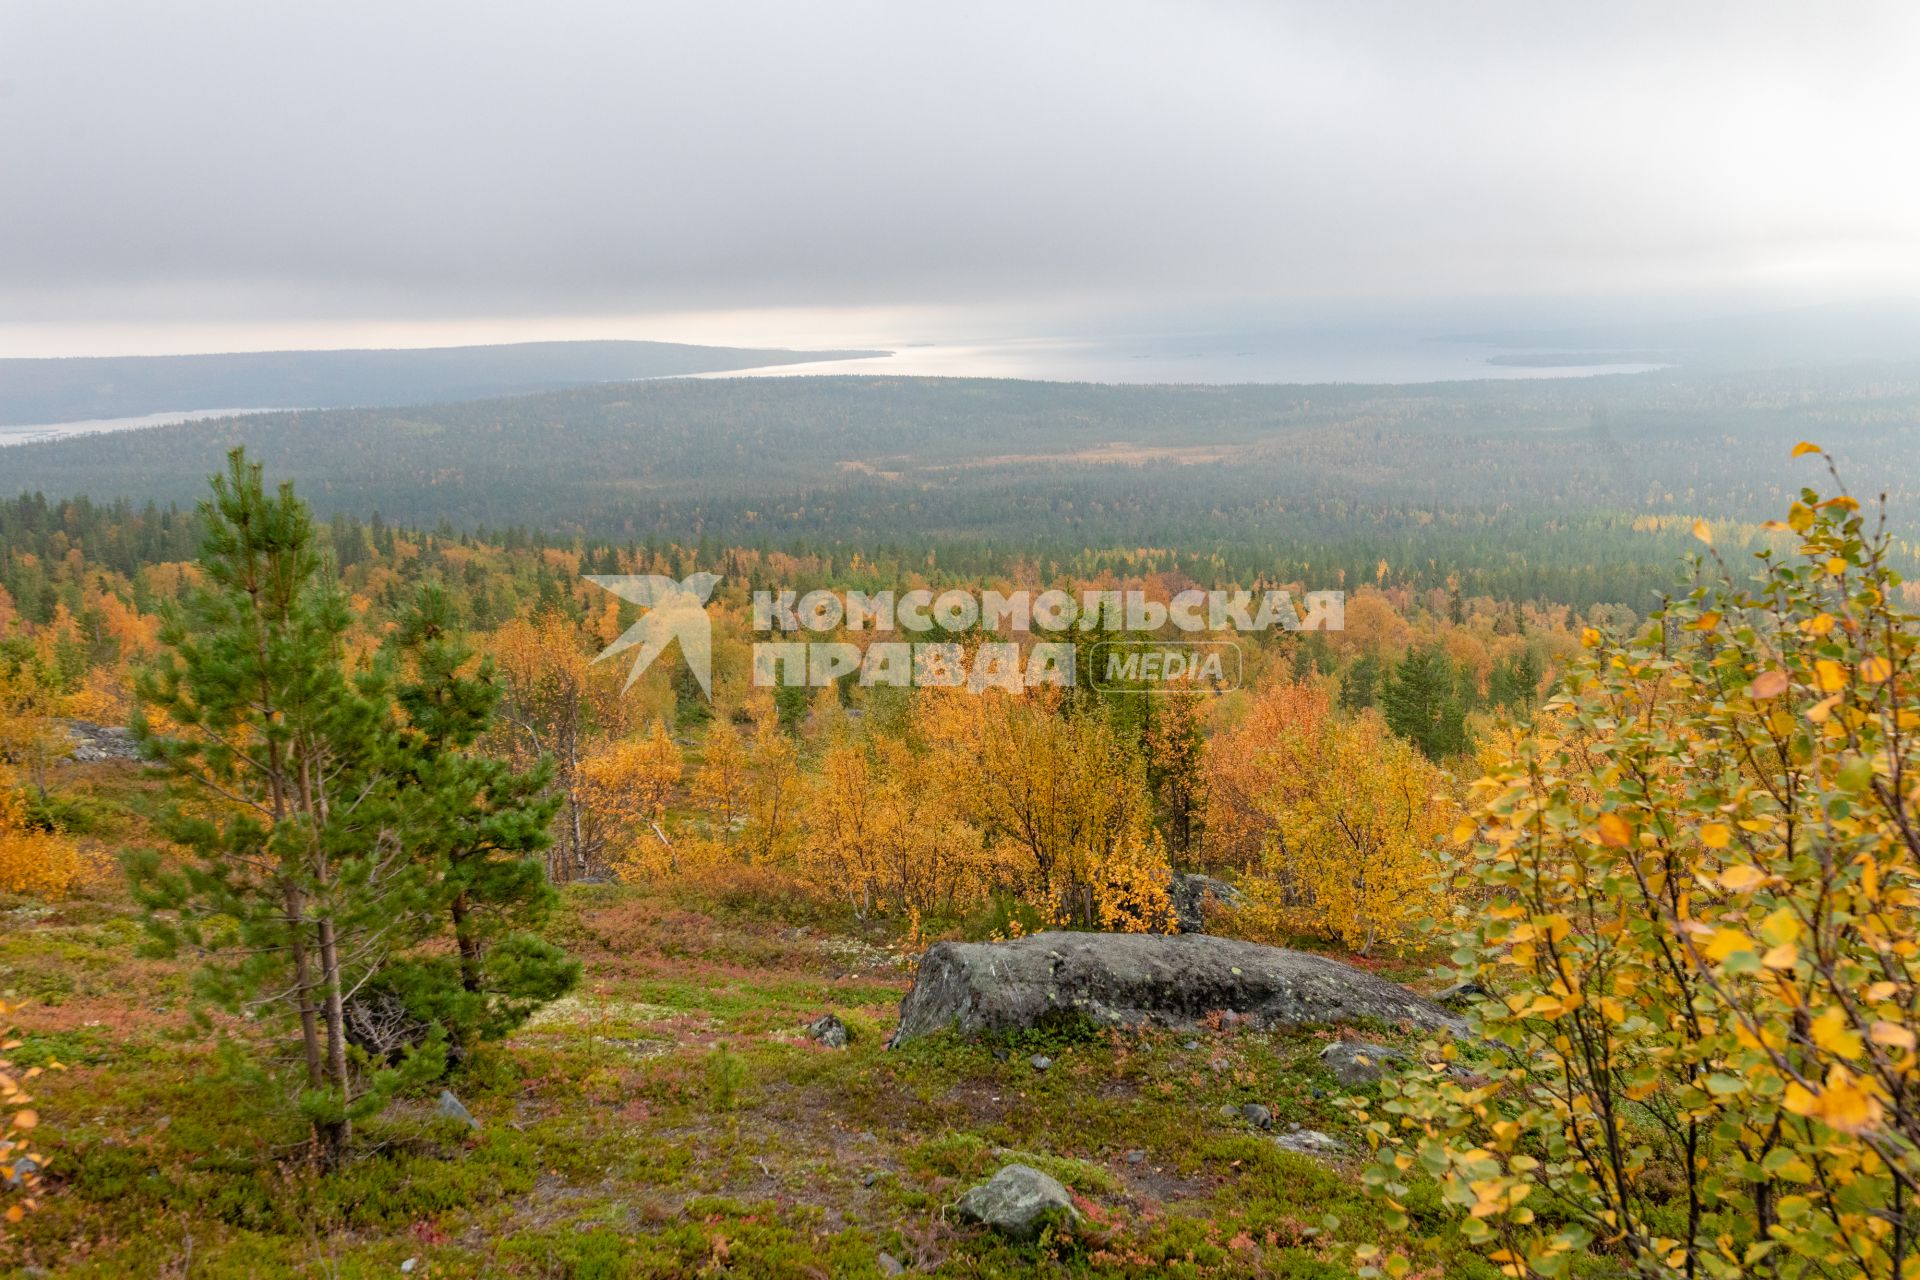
left=1486, top=350, right=1673, bottom=368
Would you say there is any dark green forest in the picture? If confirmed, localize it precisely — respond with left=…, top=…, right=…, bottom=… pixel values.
left=7, top=363, right=1918, bottom=608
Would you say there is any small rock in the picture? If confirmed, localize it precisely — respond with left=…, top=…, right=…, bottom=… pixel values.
left=1028, top=1054, right=1052, bottom=1071
left=808, top=1013, right=850, bottom=1049
left=1124, top=1149, right=1146, bottom=1165
left=953, top=1164, right=1080, bottom=1241
left=990, top=1045, right=1009, bottom=1061
left=1217, top=1103, right=1241, bottom=1122
left=855, top=1130, right=877, bottom=1143
left=1182, top=1039, right=1201, bottom=1051
left=1319, top=1039, right=1409, bottom=1087
left=1434, top=980, right=1492, bottom=1010
left=877, top=1252, right=906, bottom=1276
left=1240, top=1102, right=1273, bottom=1129
left=1209, top=1056, right=1229, bottom=1072
left=1167, top=871, right=1246, bottom=934
left=434, top=1088, right=479, bottom=1131
left=5, top=1155, right=40, bottom=1188
left=400, top=1259, right=417, bottom=1274
left=1274, top=1128, right=1347, bottom=1158
left=862, top=1171, right=881, bottom=1187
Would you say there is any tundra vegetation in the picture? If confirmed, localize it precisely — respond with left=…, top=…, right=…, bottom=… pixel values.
left=0, top=441, right=1915, bottom=1277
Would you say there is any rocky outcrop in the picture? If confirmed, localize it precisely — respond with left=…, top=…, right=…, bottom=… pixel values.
left=61, top=721, right=141, bottom=764
left=1167, top=872, right=1244, bottom=934
left=888, top=931, right=1465, bottom=1047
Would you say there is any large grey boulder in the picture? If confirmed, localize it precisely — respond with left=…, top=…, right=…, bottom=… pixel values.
left=1168, top=873, right=1244, bottom=934
left=889, top=931, right=1464, bottom=1047
left=953, top=1164, right=1079, bottom=1241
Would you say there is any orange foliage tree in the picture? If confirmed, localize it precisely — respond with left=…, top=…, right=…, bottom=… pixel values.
left=800, top=732, right=988, bottom=920
left=580, top=720, right=683, bottom=879
left=1206, top=673, right=1457, bottom=952
left=920, top=687, right=1172, bottom=931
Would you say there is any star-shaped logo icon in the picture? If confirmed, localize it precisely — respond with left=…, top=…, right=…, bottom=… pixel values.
left=583, top=572, right=722, bottom=698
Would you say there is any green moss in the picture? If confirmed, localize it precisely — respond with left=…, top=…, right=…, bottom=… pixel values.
left=4, top=832, right=1514, bottom=1279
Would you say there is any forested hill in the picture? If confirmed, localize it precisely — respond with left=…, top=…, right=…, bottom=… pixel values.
left=6, top=365, right=1920, bottom=608
left=0, top=339, right=884, bottom=426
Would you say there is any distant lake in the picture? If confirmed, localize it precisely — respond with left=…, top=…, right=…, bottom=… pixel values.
left=2, top=333, right=1666, bottom=444
left=698, top=331, right=1669, bottom=385
left=0, top=406, right=282, bottom=447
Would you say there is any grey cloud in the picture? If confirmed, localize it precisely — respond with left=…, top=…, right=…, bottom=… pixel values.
left=1, top=0, right=1916, bottom=332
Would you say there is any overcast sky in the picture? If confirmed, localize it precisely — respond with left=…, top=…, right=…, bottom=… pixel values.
left=3, top=0, right=1918, bottom=355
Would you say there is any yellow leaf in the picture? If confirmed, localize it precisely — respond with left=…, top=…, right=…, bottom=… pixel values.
left=1580, top=627, right=1602, bottom=649
left=1810, top=1007, right=1863, bottom=1060
left=1792, top=441, right=1822, bottom=457
left=1805, top=613, right=1836, bottom=636
left=1762, top=943, right=1798, bottom=971
left=1596, top=813, right=1632, bottom=848
left=1704, top=928, right=1752, bottom=963
left=1860, top=656, right=1892, bottom=684
left=1759, top=908, right=1802, bottom=947
left=1788, top=503, right=1816, bottom=533
left=1812, top=1065, right=1881, bottom=1133
left=1692, top=519, right=1714, bottom=546
left=1700, top=823, right=1733, bottom=850
left=1452, top=817, right=1478, bottom=843
left=1718, top=864, right=1764, bottom=890
left=1826, top=558, right=1848, bottom=577
left=10, top=1108, right=33, bottom=1130
left=1748, top=669, right=1789, bottom=699
left=1814, top=660, right=1848, bottom=693
left=1807, top=694, right=1843, bottom=723
left=1870, top=1021, right=1917, bottom=1051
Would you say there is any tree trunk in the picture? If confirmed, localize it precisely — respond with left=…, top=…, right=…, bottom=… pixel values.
left=283, top=885, right=326, bottom=1089
left=315, top=916, right=352, bottom=1165
left=450, top=891, right=482, bottom=994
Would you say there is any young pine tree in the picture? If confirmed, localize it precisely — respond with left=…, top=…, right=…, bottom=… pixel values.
left=370, top=584, right=579, bottom=1055
left=1382, top=645, right=1470, bottom=760
left=129, top=449, right=440, bottom=1165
